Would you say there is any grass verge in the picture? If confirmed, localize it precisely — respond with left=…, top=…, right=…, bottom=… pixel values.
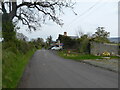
left=58, top=50, right=102, bottom=61
left=0, top=42, right=2, bottom=89
left=2, top=45, right=36, bottom=88
left=58, top=50, right=120, bottom=61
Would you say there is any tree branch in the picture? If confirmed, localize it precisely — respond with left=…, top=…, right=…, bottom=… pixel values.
left=1, top=2, right=7, bottom=13
left=17, top=2, right=58, bottom=9
left=15, top=15, right=36, bottom=31
left=9, top=2, right=12, bottom=13
left=2, top=0, right=74, bottom=31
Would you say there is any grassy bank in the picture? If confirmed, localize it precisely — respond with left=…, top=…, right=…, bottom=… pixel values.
left=2, top=40, right=36, bottom=88
left=58, top=50, right=102, bottom=61
left=0, top=42, right=2, bottom=89
left=58, top=50, right=120, bottom=61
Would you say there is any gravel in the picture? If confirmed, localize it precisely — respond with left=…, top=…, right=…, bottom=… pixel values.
left=82, top=59, right=118, bottom=73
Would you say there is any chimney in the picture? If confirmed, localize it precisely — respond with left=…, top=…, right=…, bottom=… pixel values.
left=64, top=32, right=67, bottom=36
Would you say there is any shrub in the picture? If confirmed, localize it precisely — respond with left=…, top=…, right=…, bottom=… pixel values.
left=2, top=40, right=36, bottom=88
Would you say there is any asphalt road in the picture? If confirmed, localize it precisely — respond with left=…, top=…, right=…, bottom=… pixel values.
left=18, top=49, right=118, bottom=88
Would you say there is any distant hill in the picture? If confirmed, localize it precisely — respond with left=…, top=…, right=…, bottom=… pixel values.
left=108, top=37, right=120, bottom=43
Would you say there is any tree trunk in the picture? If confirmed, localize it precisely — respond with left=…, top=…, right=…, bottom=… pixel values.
left=2, top=13, right=16, bottom=42
left=2, top=2, right=17, bottom=42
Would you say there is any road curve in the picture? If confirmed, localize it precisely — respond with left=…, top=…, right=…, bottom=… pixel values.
left=18, top=49, right=118, bottom=88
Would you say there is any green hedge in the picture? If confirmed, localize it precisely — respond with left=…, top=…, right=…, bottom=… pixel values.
left=2, top=40, right=36, bottom=88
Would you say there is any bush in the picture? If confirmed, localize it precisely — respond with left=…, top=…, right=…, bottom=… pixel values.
left=2, top=40, right=36, bottom=88
left=2, top=40, right=35, bottom=54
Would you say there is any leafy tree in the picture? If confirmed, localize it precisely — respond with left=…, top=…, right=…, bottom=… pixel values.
left=30, top=38, right=45, bottom=49
left=37, top=38, right=44, bottom=44
left=77, top=34, right=90, bottom=53
left=1, top=0, right=75, bottom=41
left=46, top=35, right=52, bottom=46
left=58, top=34, right=76, bottom=49
left=37, top=37, right=45, bottom=47
left=81, top=34, right=88, bottom=39
left=92, top=27, right=110, bottom=43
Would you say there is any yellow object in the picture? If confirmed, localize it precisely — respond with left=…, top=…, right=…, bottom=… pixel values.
left=102, top=51, right=110, bottom=56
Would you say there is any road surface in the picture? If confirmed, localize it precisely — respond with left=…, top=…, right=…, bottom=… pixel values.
left=19, top=49, right=118, bottom=88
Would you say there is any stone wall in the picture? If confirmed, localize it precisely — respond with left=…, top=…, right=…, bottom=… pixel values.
left=90, top=42, right=119, bottom=55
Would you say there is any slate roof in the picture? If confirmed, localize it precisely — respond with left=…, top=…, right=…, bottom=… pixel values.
left=69, top=36, right=79, bottom=39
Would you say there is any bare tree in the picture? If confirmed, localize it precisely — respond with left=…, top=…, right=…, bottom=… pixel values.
left=1, top=0, right=75, bottom=31
left=86, top=32, right=92, bottom=38
left=75, top=27, right=84, bottom=38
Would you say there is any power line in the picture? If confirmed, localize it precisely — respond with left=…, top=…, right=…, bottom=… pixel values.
left=62, top=0, right=104, bottom=32
left=70, top=0, right=117, bottom=30
left=67, top=1, right=102, bottom=30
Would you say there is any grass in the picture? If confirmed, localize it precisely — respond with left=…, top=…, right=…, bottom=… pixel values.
left=58, top=50, right=102, bottom=61
left=2, top=45, right=36, bottom=88
left=58, top=50, right=120, bottom=61
left=0, top=42, right=2, bottom=89
left=109, top=56, right=120, bottom=59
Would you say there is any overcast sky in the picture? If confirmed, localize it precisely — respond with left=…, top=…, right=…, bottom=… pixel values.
left=17, top=0, right=119, bottom=41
